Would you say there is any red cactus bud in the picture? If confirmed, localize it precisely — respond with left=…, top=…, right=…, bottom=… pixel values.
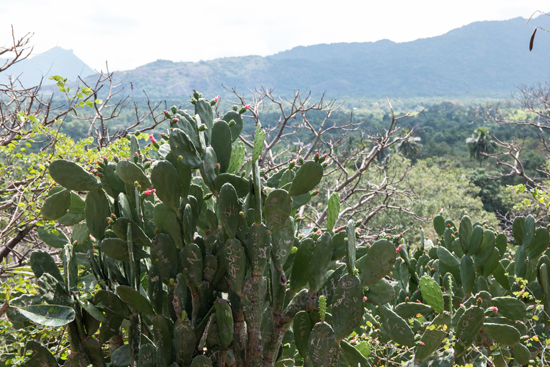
left=244, top=104, right=250, bottom=110
left=315, top=190, right=319, bottom=195
left=420, top=342, right=425, bottom=347
left=315, top=152, right=319, bottom=157
left=172, top=118, right=179, bottom=123
left=144, top=188, right=155, bottom=197
left=396, top=244, right=403, bottom=253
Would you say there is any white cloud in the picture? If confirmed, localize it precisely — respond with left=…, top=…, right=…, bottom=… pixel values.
left=0, top=0, right=548, bottom=71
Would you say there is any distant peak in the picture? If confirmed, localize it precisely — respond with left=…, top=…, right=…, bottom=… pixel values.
left=50, top=46, right=73, bottom=53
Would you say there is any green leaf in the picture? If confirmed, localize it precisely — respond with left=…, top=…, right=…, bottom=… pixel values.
left=16, top=305, right=75, bottom=327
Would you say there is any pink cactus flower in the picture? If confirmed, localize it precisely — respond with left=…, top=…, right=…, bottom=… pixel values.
left=144, top=188, right=155, bottom=197
left=244, top=104, right=250, bottom=110
left=150, top=135, right=157, bottom=144
left=214, top=95, right=220, bottom=102
left=491, top=307, right=498, bottom=313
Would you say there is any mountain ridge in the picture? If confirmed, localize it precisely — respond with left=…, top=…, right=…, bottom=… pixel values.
left=108, top=16, right=550, bottom=98
left=4, top=17, right=550, bottom=99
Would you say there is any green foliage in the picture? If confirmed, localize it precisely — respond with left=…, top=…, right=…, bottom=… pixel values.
left=465, top=127, right=497, bottom=165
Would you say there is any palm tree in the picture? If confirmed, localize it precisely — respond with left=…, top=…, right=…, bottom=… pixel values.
left=395, top=129, right=422, bottom=159
left=465, top=127, right=497, bottom=166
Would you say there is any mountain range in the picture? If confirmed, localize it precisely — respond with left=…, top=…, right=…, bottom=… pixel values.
left=2, top=17, right=550, bottom=98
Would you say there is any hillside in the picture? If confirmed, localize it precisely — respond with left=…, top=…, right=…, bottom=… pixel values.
left=0, top=46, right=96, bottom=86
left=109, top=17, right=550, bottom=98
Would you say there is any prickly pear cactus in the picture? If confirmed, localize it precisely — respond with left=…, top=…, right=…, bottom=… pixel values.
left=17, top=92, right=407, bottom=367
left=19, top=92, right=550, bottom=367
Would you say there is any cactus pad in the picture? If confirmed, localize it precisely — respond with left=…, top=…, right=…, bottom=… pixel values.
left=264, top=189, right=292, bottom=233
left=379, top=305, right=415, bottom=347
left=491, top=297, right=526, bottom=320
left=288, top=161, right=323, bottom=197
left=456, top=306, right=484, bottom=351
left=49, top=159, right=100, bottom=191
left=528, top=227, right=550, bottom=259
left=116, top=160, right=151, bottom=188
left=246, top=223, right=271, bottom=276
left=41, top=188, right=71, bottom=220
left=218, top=183, right=241, bottom=239
left=419, top=275, right=444, bottom=313
left=306, top=322, right=340, bottom=367
left=365, top=278, right=395, bottom=305
left=170, top=128, right=202, bottom=168
left=151, top=161, right=183, bottom=211
left=360, top=239, right=396, bottom=286
left=309, top=233, right=334, bottom=291
left=289, top=239, right=315, bottom=293
left=331, top=274, right=364, bottom=340
left=483, top=323, right=520, bottom=346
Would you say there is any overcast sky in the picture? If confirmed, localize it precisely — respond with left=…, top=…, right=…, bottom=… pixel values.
left=0, top=1, right=548, bottom=72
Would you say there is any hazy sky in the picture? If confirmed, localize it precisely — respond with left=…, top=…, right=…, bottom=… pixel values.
left=0, top=1, right=548, bottom=72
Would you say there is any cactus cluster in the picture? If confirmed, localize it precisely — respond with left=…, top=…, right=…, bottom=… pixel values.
left=391, top=214, right=550, bottom=366
left=7, top=92, right=395, bottom=367
left=6, top=92, right=550, bottom=367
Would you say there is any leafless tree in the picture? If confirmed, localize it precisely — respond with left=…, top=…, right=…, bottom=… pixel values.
left=0, top=29, right=168, bottom=270
left=0, top=26, right=33, bottom=73
left=227, top=87, right=423, bottom=242
left=474, top=82, right=550, bottom=238
left=475, top=83, right=550, bottom=189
